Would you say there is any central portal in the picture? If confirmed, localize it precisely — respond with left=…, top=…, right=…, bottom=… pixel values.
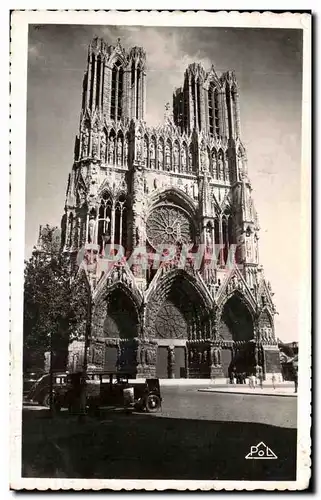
left=150, top=272, right=210, bottom=378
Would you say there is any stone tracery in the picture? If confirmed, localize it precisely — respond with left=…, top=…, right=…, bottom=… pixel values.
left=63, top=37, right=279, bottom=380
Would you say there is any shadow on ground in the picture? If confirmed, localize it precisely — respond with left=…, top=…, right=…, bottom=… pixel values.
left=22, top=408, right=296, bottom=481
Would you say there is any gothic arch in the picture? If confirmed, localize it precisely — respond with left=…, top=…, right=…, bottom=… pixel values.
left=93, top=285, right=140, bottom=340
left=145, top=269, right=212, bottom=340
left=147, top=186, right=197, bottom=220
left=218, top=292, right=254, bottom=342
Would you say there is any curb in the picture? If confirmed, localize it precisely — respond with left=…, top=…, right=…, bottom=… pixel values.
left=198, top=389, right=297, bottom=397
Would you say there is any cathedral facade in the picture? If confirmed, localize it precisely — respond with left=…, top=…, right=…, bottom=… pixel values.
left=63, top=37, right=281, bottom=380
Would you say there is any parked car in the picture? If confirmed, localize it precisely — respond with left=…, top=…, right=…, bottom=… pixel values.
left=25, top=372, right=68, bottom=406
left=23, top=370, right=45, bottom=398
left=55, top=371, right=162, bottom=414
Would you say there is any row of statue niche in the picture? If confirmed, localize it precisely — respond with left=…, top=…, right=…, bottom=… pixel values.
left=149, top=177, right=199, bottom=199
left=188, top=348, right=221, bottom=365
left=81, top=129, right=129, bottom=165
left=141, top=140, right=192, bottom=171
left=138, top=345, right=157, bottom=365
left=200, top=147, right=227, bottom=180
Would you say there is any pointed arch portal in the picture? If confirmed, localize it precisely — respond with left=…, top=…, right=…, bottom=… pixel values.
left=219, top=294, right=255, bottom=377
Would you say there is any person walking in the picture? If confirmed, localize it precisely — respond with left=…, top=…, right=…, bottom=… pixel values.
left=272, top=373, right=276, bottom=389
left=293, top=367, right=298, bottom=393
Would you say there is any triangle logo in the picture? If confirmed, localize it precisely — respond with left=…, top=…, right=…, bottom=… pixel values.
left=245, top=441, right=278, bottom=460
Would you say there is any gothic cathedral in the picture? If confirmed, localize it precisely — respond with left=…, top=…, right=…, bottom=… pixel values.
left=62, top=37, right=281, bottom=380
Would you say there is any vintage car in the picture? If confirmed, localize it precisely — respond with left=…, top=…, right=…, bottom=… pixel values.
left=25, top=371, right=68, bottom=406
left=55, top=371, right=162, bottom=414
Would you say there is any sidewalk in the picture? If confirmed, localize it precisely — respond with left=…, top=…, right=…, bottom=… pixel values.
left=198, top=385, right=297, bottom=397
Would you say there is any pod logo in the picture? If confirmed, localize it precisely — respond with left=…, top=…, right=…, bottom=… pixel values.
left=245, top=442, right=277, bottom=460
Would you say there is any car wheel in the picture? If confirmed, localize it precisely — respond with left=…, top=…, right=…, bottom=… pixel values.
left=145, top=394, right=161, bottom=413
left=42, top=393, right=50, bottom=407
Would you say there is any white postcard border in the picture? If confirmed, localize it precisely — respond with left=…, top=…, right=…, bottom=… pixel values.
left=10, top=10, right=311, bottom=491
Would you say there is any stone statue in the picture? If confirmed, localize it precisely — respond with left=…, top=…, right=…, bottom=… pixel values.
left=100, top=132, right=107, bottom=161
left=92, top=129, right=99, bottom=158
left=165, top=144, right=171, bottom=170
left=158, top=144, right=163, bottom=169
left=211, top=151, right=217, bottom=176
left=205, top=226, right=212, bottom=247
left=108, top=136, right=115, bottom=164
left=117, top=137, right=123, bottom=165
left=150, top=142, right=155, bottom=167
left=181, top=148, right=187, bottom=170
left=82, top=129, right=89, bottom=157
left=173, top=145, right=179, bottom=170
left=124, top=139, right=129, bottom=163
left=136, top=131, right=142, bottom=161
left=143, top=139, right=148, bottom=165
left=153, top=178, right=158, bottom=189
left=88, top=214, right=96, bottom=244
left=188, top=148, right=193, bottom=170
left=218, top=153, right=224, bottom=180
left=200, top=145, right=209, bottom=172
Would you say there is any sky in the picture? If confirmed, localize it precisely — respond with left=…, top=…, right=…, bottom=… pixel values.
left=26, top=24, right=303, bottom=342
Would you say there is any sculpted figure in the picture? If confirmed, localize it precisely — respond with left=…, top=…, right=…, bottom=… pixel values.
left=117, top=138, right=123, bottom=165
left=88, top=214, right=96, bottom=244
left=158, top=144, right=163, bottom=169
left=108, top=136, right=115, bottom=164
left=82, top=129, right=89, bottom=157
left=100, top=132, right=107, bottom=161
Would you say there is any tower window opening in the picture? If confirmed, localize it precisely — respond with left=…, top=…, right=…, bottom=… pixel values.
left=89, top=57, right=95, bottom=110
left=95, top=58, right=101, bottom=108
left=196, top=80, right=201, bottom=129
left=117, top=68, right=123, bottom=121
left=110, top=60, right=123, bottom=121
left=208, top=87, right=214, bottom=136
left=136, top=67, right=141, bottom=119
left=214, top=90, right=220, bottom=137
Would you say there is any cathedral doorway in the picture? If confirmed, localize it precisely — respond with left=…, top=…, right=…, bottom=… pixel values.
left=219, top=294, right=255, bottom=376
left=101, top=289, right=139, bottom=372
left=148, top=272, right=210, bottom=378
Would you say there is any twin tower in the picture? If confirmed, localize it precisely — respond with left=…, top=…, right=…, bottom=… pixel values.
left=63, top=37, right=279, bottom=381
left=80, top=36, right=240, bottom=137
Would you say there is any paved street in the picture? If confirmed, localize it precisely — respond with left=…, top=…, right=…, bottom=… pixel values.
left=22, top=385, right=297, bottom=481
left=159, top=386, right=296, bottom=428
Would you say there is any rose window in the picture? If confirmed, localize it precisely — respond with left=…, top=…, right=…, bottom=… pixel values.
left=146, top=204, right=195, bottom=248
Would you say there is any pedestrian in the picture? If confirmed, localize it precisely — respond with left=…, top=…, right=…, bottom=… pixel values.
left=259, top=371, right=263, bottom=389
left=272, top=373, right=276, bottom=389
left=248, top=374, right=253, bottom=389
left=293, top=367, right=298, bottom=393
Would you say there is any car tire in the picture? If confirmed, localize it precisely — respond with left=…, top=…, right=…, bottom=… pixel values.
left=42, top=392, right=51, bottom=407
left=145, top=394, right=161, bottom=413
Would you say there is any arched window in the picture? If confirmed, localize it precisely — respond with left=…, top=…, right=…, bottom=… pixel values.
left=110, top=60, right=123, bottom=121
left=208, top=85, right=220, bottom=137
left=136, top=66, right=141, bottom=119
left=214, top=89, right=220, bottom=136
left=191, top=76, right=201, bottom=129
left=98, top=193, right=112, bottom=254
